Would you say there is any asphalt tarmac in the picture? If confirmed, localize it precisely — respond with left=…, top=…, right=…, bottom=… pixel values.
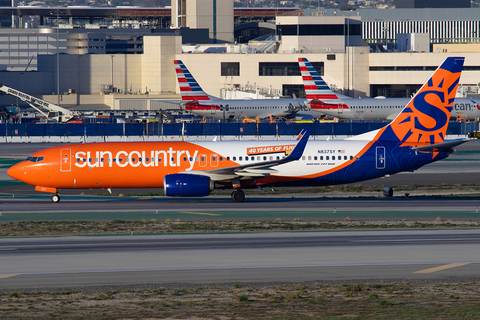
left=1, top=230, right=480, bottom=290
left=0, top=141, right=479, bottom=290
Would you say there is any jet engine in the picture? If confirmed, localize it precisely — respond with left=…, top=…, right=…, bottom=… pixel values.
left=163, top=173, right=214, bottom=197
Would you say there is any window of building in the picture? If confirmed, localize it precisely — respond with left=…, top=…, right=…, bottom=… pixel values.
left=282, top=84, right=305, bottom=98
left=277, top=23, right=361, bottom=36
left=221, top=62, right=240, bottom=76
left=259, top=62, right=324, bottom=76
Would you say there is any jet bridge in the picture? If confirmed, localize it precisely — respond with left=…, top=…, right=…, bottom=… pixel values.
left=0, top=84, right=81, bottom=123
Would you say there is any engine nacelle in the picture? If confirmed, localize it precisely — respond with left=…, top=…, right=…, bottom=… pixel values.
left=163, top=173, right=213, bottom=197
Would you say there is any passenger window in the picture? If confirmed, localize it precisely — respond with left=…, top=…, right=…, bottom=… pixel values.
left=263, top=156, right=267, bottom=161
left=344, top=156, right=347, bottom=160
left=158, top=157, right=162, bottom=162
left=245, top=157, right=248, bottom=161
left=119, top=158, right=123, bottom=163
left=183, top=157, right=187, bottom=161
left=302, top=156, right=305, bottom=160
left=239, top=156, right=242, bottom=161
left=332, top=156, right=335, bottom=160
left=326, top=156, right=329, bottom=160
left=226, top=157, right=230, bottom=161
left=350, top=156, right=354, bottom=160
left=146, top=157, right=150, bottom=162
left=308, top=156, right=311, bottom=160
left=220, top=157, right=223, bottom=161
left=314, top=156, right=317, bottom=160
left=320, top=156, right=324, bottom=160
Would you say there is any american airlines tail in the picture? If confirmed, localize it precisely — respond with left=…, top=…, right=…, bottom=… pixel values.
left=174, top=60, right=220, bottom=101
left=373, top=56, right=464, bottom=147
left=298, top=57, right=343, bottom=103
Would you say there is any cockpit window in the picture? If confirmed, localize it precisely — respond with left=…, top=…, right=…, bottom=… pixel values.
left=25, top=156, right=44, bottom=163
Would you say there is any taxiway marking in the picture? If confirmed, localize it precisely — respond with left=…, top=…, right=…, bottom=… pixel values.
left=179, top=211, right=221, bottom=216
left=413, top=263, right=470, bottom=274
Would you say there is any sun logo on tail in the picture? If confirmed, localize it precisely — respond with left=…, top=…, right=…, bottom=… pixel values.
left=383, top=59, right=463, bottom=149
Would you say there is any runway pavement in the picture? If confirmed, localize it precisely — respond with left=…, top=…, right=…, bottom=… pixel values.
left=0, top=141, right=480, bottom=290
left=0, top=230, right=480, bottom=290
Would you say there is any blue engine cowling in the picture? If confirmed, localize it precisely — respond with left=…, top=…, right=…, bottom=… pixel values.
left=163, top=174, right=213, bottom=197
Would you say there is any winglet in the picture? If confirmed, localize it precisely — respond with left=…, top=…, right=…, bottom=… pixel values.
left=281, top=128, right=310, bottom=163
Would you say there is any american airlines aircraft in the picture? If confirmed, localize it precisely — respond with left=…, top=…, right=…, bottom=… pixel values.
left=174, top=60, right=320, bottom=120
left=8, top=57, right=468, bottom=203
left=299, top=57, right=480, bottom=121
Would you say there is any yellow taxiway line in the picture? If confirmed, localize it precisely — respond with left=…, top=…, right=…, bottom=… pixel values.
left=413, top=263, right=470, bottom=274
left=0, top=274, right=19, bottom=279
left=179, top=211, right=222, bottom=216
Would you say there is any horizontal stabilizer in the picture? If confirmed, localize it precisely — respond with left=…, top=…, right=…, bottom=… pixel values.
left=411, top=139, right=470, bottom=153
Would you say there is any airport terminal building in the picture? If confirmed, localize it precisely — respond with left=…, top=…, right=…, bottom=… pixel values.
left=1, top=3, right=480, bottom=110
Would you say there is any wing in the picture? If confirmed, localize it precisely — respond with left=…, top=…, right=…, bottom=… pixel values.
left=186, top=128, right=311, bottom=181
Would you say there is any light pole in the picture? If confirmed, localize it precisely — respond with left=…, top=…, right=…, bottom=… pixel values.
left=341, top=7, right=356, bottom=97
left=56, top=9, right=59, bottom=105
left=110, top=55, right=114, bottom=92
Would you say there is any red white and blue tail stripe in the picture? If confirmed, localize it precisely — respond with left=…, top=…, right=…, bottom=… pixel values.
left=174, top=60, right=219, bottom=101
left=298, top=58, right=341, bottom=102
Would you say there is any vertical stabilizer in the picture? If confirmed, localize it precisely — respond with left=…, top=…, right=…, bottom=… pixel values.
left=298, top=58, right=341, bottom=102
left=174, top=60, right=218, bottom=101
left=377, top=57, right=464, bottom=146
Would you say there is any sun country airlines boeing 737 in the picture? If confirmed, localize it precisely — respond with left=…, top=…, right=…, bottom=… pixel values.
left=8, top=57, right=468, bottom=203
left=299, top=57, right=480, bottom=121
left=173, top=60, right=319, bottom=120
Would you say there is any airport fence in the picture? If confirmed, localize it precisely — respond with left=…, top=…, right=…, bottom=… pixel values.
left=0, top=121, right=477, bottom=143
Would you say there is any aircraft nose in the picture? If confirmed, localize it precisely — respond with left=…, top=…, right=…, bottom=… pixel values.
left=7, top=162, right=26, bottom=182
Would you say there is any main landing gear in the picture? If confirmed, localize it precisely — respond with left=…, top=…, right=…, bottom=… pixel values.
left=51, top=193, right=61, bottom=203
left=231, top=189, right=245, bottom=203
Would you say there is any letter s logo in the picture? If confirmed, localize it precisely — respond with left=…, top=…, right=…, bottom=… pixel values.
left=412, top=90, right=447, bottom=132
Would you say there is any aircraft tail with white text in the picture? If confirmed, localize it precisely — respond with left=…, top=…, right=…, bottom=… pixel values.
left=174, top=60, right=221, bottom=101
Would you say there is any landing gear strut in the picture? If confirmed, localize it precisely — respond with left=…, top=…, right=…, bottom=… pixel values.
left=231, top=189, right=245, bottom=203
left=51, top=193, right=61, bottom=203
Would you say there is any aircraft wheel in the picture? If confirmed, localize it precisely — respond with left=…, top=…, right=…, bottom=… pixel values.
left=231, top=189, right=245, bottom=203
left=51, top=193, right=61, bottom=203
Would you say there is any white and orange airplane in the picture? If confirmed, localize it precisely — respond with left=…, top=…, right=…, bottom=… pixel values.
left=8, top=57, right=468, bottom=203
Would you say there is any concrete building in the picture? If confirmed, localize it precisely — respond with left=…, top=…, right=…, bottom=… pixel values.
left=0, top=12, right=480, bottom=110
left=276, top=16, right=362, bottom=53
left=172, top=0, right=234, bottom=43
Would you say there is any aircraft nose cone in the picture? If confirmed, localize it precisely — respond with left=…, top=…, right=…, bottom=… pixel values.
left=7, top=162, right=25, bottom=182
